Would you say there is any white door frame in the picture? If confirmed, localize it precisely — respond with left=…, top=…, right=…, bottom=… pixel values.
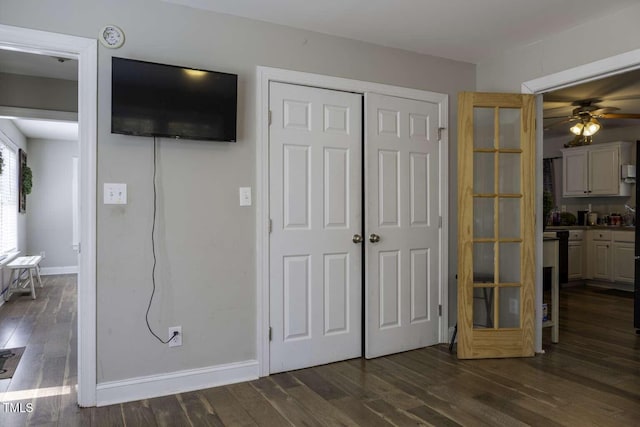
left=0, top=24, right=98, bottom=406
left=522, top=48, right=640, bottom=353
left=256, top=66, right=448, bottom=376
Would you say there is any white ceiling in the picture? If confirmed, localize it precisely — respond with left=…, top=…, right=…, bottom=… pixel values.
left=12, top=119, right=78, bottom=141
left=0, top=49, right=77, bottom=81
left=163, top=0, right=638, bottom=63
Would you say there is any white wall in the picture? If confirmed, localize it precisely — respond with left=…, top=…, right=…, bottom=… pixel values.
left=0, top=0, right=475, bottom=384
left=26, top=138, right=78, bottom=271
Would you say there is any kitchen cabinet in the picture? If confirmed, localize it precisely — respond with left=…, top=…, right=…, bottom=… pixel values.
left=585, top=229, right=634, bottom=284
left=567, top=230, right=584, bottom=280
left=612, top=231, right=635, bottom=284
left=561, top=141, right=631, bottom=197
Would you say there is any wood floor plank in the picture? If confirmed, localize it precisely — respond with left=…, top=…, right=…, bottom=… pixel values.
left=291, top=368, right=348, bottom=401
left=200, top=385, right=259, bottom=426
left=176, top=391, right=225, bottom=427
left=121, top=400, right=157, bottom=427
left=329, top=396, right=393, bottom=427
left=226, top=381, right=291, bottom=426
left=147, top=395, right=191, bottom=427
left=250, top=377, right=324, bottom=427
left=363, top=398, right=429, bottom=426
left=280, top=379, right=357, bottom=427
left=91, top=404, right=125, bottom=427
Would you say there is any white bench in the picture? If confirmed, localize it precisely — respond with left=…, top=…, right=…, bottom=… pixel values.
left=4, top=255, right=43, bottom=301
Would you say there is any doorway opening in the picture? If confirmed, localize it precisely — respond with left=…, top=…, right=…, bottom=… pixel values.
left=522, top=47, right=640, bottom=351
left=0, top=24, right=97, bottom=406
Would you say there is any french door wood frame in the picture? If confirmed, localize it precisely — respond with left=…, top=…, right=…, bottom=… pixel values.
left=256, top=67, right=449, bottom=376
left=457, top=92, right=536, bottom=359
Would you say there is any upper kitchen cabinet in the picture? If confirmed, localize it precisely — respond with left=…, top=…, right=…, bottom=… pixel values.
left=561, top=141, right=632, bottom=197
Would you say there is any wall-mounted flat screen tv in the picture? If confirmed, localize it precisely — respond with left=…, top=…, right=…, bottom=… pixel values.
left=111, top=57, right=237, bottom=142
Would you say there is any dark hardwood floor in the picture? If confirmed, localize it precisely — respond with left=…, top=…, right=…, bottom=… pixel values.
left=0, top=277, right=638, bottom=426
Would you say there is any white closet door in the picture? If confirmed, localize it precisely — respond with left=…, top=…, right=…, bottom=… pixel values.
left=365, top=93, right=441, bottom=358
left=269, top=82, right=363, bottom=373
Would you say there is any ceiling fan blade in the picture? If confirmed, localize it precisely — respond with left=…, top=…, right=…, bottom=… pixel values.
left=600, top=113, right=640, bottom=119
left=590, top=107, right=619, bottom=116
left=544, top=115, right=573, bottom=120
left=543, top=118, right=574, bottom=130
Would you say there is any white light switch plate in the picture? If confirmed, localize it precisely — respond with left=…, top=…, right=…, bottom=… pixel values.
left=239, top=187, right=252, bottom=206
left=104, top=183, right=127, bottom=204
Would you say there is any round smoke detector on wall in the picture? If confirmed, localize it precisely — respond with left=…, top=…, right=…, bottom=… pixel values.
left=99, top=25, right=125, bottom=49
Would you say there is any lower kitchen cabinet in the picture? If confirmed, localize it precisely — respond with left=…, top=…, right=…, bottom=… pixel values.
left=585, top=229, right=634, bottom=284
left=591, top=240, right=612, bottom=281
left=567, top=230, right=584, bottom=280
left=612, top=231, right=635, bottom=284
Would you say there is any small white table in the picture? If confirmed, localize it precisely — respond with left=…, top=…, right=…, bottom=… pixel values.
left=4, top=255, right=43, bottom=301
left=542, top=237, right=559, bottom=343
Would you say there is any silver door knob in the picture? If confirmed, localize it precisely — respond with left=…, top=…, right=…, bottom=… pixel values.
left=352, top=234, right=363, bottom=244
left=369, top=233, right=381, bottom=243
left=635, top=255, right=640, bottom=261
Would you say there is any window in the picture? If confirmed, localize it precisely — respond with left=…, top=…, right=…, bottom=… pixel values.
left=0, top=136, right=18, bottom=255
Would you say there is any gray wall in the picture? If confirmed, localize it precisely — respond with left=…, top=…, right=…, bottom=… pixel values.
left=0, top=73, right=78, bottom=112
left=476, top=3, right=640, bottom=92
left=26, top=138, right=78, bottom=269
left=0, top=1, right=475, bottom=382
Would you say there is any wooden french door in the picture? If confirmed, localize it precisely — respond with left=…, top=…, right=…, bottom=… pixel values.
left=457, top=92, right=536, bottom=359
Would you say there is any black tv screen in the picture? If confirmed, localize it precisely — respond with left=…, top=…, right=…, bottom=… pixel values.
left=111, top=57, right=237, bottom=142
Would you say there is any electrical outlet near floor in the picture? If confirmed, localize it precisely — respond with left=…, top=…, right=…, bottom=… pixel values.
left=40, top=251, right=45, bottom=259
left=168, top=326, right=182, bottom=347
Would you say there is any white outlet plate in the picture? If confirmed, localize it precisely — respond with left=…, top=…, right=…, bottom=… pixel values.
left=104, top=183, right=127, bottom=204
left=168, top=326, right=182, bottom=347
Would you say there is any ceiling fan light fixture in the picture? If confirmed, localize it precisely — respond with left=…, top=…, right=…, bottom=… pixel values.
left=569, top=122, right=584, bottom=135
left=583, top=118, right=600, bottom=136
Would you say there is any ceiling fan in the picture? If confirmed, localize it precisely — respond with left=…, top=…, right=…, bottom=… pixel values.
left=544, top=99, right=640, bottom=147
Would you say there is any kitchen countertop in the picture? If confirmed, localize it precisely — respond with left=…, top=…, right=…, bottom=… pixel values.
left=546, top=225, right=635, bottom=231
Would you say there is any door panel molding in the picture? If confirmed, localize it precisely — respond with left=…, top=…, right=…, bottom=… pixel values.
left=257, top=66, right=448, bottom=376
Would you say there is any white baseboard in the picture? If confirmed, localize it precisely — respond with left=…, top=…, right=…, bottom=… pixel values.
left=96, top=359, right=258, bottom=406
left=39, top=266, right=78, bottom=276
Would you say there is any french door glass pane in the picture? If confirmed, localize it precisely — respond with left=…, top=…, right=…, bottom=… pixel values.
left=499, top=153, right=520, bottom=194
left=474, top=108, right=494, bottom=149
left=499, top=242, right=520, bottom=283
left=473, top=287, right=494, bottom=329
left=499, top=287, right=520, bottom=328
left=498, top=198, right=520, bottom=239
left=473, top=198, right=494, bottom=239
left=499, top=108, right=521, bottom=149
left=474, top=153, right=494, bottom=194
left=473, top=243, right=494, bottom=283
